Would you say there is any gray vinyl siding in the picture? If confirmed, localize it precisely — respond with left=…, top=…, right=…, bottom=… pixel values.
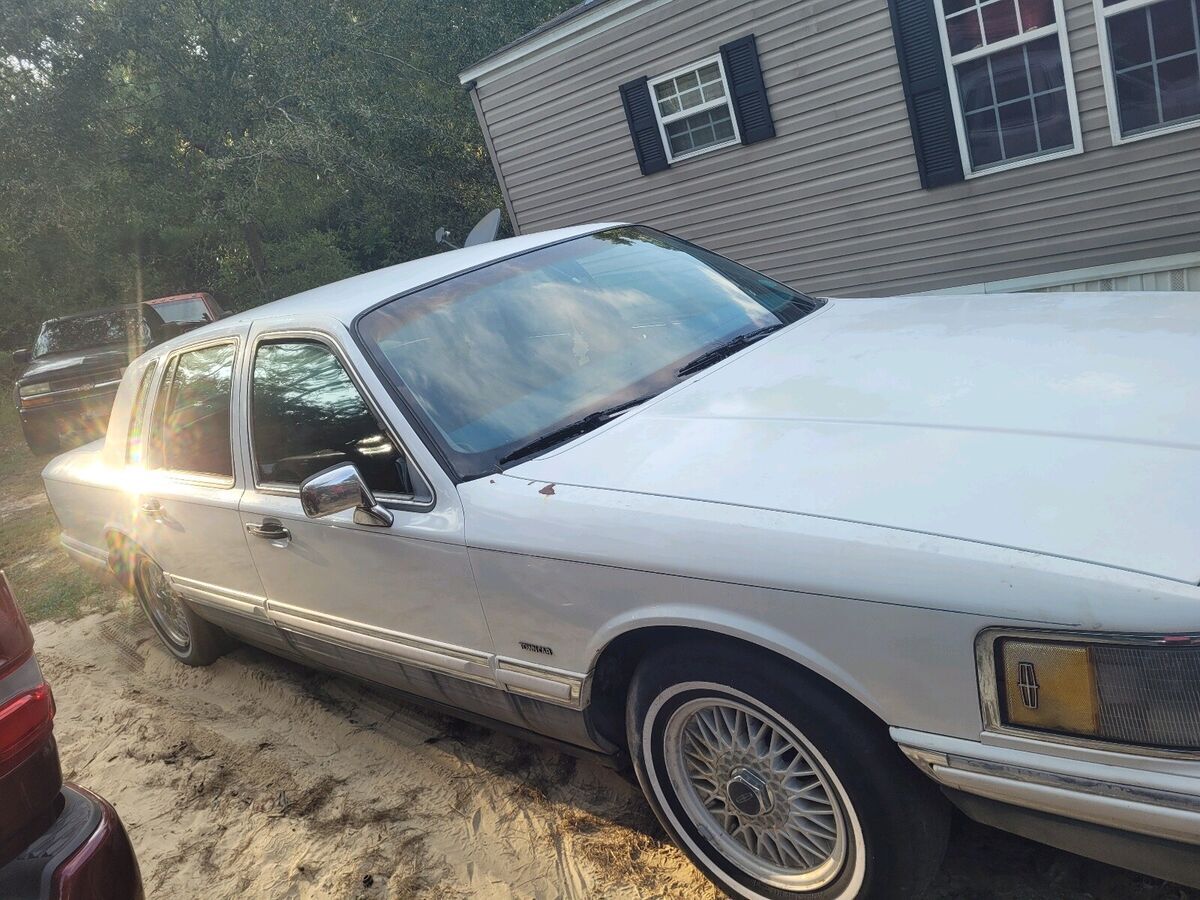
left=469, top=0, right=1200, bottom=296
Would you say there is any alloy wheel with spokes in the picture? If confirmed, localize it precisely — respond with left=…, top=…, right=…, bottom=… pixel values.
left=629, top=641, right=951, bottom=899
left=665, top=697, right=848, bottom=891
left=136, top=557, right=191, bottom=652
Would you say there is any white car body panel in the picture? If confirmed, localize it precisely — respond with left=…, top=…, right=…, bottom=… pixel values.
left=37, top=224, right=1200, bottom=880
left=510, top=291, right=1200, bottom=583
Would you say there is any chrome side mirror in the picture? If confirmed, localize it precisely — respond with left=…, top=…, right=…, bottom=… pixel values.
left=299, top=463, right=393, bottom=527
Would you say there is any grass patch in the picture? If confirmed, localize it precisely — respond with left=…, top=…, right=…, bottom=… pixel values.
left=0, top=358, right=120, bottom=623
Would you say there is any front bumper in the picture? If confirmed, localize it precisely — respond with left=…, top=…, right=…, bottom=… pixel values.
left=895, top=727, right=1200, bottom=887
left=18, top=390, right=118, bottom=444
left=0, top=783, right=143, bottom=900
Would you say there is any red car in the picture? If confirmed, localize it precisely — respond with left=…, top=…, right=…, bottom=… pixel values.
left=0, top=572, right=142, bottom=899
left=143, top=291, right=224, bottom=326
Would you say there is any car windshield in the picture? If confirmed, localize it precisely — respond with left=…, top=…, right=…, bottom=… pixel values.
left=358, top=226, right=823, bottom=479
left=33, top=310, right=151, bottom=358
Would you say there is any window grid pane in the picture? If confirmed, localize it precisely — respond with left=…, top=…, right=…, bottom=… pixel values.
left=945, top=0, right=1057, bottom=54
left=1106, top=0, right=1200, bottom=136
left=653, top=62, right=727, bottom=118
left=665, top=106, right=737, bottom=156
left=954, top=34, right=1073, bottom=169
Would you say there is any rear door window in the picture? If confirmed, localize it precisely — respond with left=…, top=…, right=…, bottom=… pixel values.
left=250, top=340, right=411, bottom=495
left=155, top=344, right=236, bottom=478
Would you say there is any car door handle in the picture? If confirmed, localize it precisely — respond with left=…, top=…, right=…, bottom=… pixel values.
left=140, top=499, right=163, bottom=518
left=245, top=521, right=291, bottom=542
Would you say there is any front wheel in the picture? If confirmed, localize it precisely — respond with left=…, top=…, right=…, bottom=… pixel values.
left=627, top=640, right=948, bottom=899
left=133, top=556, right=229, bottom=666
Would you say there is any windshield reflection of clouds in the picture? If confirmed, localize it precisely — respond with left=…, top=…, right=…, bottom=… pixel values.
left=361, top=227, right=817, bottom=476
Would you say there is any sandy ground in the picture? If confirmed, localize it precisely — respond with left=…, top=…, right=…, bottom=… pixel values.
left=34, top=607, right=719, bottom=900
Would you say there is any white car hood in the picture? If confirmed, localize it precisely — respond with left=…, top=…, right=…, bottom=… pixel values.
left=511, top=291, right=1200, bottom=583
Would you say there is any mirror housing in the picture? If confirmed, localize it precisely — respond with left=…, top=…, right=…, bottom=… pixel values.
left=299, top=463, right=393, bottom=527
left=12, top=349, right=30, bottom=364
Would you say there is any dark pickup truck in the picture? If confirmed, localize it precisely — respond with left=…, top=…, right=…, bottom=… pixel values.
left=12, top=306, right=167, bottom=455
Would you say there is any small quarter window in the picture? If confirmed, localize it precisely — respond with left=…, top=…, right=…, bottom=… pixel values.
left=126, top=359, right=159, bottom=465
left=648, top=57, right=740, bottom=161
left=157, top=344, right=235, bottom=477
left=250, top=340, right=412, bottom=495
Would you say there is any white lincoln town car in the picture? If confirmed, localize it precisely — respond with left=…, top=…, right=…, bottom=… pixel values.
left=44, top=224, right=1200, bottom=898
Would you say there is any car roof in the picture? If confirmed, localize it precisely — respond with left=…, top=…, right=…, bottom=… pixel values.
left=217, top=222, right=623, bottom=329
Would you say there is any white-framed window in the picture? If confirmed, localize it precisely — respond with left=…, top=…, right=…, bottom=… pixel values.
left=1094, top=0, right=1200, bottom=144
left=648, top=55, right=741, bottom=163
left=934, top=0, right=1083, bottom=176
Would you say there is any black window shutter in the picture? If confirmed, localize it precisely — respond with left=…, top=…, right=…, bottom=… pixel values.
left=619, top=77, right=669, bottom=176
left=887, top=0, right=964, bottom=188
left=719, top=34, right=775, bottom=145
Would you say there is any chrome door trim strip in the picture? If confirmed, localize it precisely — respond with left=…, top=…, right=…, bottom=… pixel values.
left=264, top=601, right=494, bottom=685
left=495, top=657, right=586, bottom=709
left=60, top=534, right=107, bottom=566
left=167, top=574, right=268, bottom=618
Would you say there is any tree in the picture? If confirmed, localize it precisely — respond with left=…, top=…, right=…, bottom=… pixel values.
left=0, top=0, right=572, bottom=347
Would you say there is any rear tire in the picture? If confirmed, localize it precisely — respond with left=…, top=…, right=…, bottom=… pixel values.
left=133, top=556, right=229, bottom=666
left=627, top=639, right=948, bottom=899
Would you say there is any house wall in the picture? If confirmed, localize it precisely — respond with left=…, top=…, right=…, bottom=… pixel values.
left=467, top=0, right=1200, bottom=296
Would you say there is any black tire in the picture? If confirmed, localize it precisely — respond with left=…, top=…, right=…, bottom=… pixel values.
left=133, top=555, right=230, bottom=666
left=627, top=639, right=949, bottom=900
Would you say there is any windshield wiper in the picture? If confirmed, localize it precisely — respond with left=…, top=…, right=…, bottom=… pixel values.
left=497, top=394, right=656, bottom=468
left=676, top=325, right=784, bottom=378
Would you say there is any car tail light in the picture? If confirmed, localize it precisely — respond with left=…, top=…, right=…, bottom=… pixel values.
left=0, top=571, right=54, bottom=777
left=0, top=682, right=55, bottom=772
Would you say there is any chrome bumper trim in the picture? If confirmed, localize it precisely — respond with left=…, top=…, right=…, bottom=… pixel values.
left=901, top=746, right=1200, bottom=815
left=898, top=739, right=1200, bottom=847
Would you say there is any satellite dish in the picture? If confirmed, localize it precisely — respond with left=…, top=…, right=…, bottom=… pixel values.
left=434, top=226, right=459, bottom=250
left=463, top=208, right=502, bottom=248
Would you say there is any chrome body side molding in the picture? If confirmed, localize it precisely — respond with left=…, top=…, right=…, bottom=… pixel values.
left=496, top=657, right=585, bottom=708
left=264, top=600, right=495, bottom=685
left=168, top=573, right=268, bottom=619
left=60, top=533, right=107, bottom=568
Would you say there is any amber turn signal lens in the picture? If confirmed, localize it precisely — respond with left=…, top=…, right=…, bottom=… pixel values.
left=1000, top=640, right=1099, bottom=736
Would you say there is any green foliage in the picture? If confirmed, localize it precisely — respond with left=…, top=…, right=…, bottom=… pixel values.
left=0, top=0, right=573, bottom=347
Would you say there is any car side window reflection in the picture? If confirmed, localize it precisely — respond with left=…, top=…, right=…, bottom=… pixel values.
left=155, top=344, right=236, bottom=478
left=250, top=340, right=411, bottom=495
